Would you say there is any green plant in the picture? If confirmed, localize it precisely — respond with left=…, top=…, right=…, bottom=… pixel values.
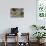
left=40, top=26, right=45, bottom=29
left=32, top=25, right=39, bottom=30
left=33, top=32, right=46, bottom=40
left=32, top=25, right=37, bottom=27
left=32, top=24, right=45, bottom=30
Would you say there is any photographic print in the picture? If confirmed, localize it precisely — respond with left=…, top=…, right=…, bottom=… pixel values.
left=10, top=8, right=24, bottom=17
